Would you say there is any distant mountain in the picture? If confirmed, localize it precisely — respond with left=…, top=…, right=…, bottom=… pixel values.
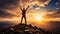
left=47, top=21, right=60, bottom=33
left=0, top=21, right=17, bottom=30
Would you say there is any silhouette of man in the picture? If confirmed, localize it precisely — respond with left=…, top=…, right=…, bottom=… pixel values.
left=18, top=5, right=29, bottom=24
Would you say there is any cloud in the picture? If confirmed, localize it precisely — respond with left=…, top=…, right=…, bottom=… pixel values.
left=0, top=9, right=17, bottom=18
left=0, top=0, right=51, bottom=9
left=19, top=0, right=51, bottom=7
left=0, top=0, right=19, bottom=9
left=0, top=0, right=21, bottom=18
left=56, top=2, right=60, bottom=6
left=0, top=0, right=51, bottom=18
left=55, top=0, right=60, bottom=6
left=45, top=9, right=60, bottom=18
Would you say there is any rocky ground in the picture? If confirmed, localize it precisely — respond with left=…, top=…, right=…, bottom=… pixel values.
left=0, top=23, right=60, bottom=34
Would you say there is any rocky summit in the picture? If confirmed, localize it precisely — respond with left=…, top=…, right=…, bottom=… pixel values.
left=0, top=23, right=59, bottom=34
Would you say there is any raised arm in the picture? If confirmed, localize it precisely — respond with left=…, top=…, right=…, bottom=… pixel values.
left=18, top=5, right=22, bottom=10
left=26, top=5, right=29, bottom=11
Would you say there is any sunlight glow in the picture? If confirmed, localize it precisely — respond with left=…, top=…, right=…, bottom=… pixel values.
left=34, top=14, right=43, bottom=21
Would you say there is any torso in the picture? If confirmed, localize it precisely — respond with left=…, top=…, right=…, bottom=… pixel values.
left=22, top=10, right=26, bottom=16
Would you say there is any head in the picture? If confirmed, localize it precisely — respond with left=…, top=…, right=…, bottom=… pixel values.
left=23, top=8, right=25, bottom=10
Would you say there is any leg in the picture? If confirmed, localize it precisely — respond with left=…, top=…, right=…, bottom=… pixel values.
left=20, top=16, right=23, bottom=23
left=24, top=16, right=27, bottom=24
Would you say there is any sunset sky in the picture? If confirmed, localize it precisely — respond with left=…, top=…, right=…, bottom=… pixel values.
left=0, top=0, right=60, bottom=32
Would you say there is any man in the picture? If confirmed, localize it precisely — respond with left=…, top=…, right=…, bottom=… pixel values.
left=18, top=5, right=29, bottom=24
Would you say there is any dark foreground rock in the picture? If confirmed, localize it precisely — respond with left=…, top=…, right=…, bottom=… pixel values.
left=0, top=23, right=60, bottom=34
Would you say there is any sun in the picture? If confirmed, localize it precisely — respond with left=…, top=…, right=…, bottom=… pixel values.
left=35, top=16, right=42, bottom=21
left=35, top=14, right=43, bottom=21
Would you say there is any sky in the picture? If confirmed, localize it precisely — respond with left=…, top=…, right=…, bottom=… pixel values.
left=0, top=0, right=60, bottom=32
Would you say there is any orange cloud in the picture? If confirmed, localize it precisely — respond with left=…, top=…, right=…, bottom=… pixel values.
left=19, top=0, right=51, bottom=7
